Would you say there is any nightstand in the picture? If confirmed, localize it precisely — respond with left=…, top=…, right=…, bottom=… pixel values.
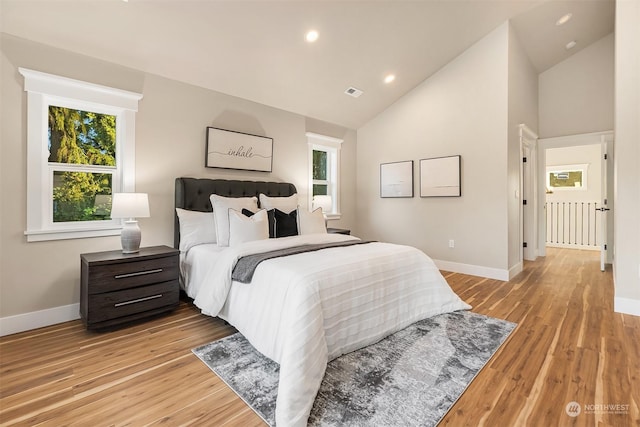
left=80, top=245, right=180, bottom=330
left=327, top=227, right=351, bottom=235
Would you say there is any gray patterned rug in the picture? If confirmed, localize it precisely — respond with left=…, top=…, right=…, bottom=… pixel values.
left=193, top=311, right=516, bottom=426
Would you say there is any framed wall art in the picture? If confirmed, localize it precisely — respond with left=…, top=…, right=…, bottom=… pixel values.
left=419, top=155, right=461, bottom=197
left=205, top=127, right=273, bottom=172
left=380, top=160, right=414, bottom=198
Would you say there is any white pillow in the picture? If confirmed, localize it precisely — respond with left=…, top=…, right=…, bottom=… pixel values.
left=175, top=208, right=216, bottom=252
left=297, top=207, right=327, bottom=235
left=259, top=193, right=298, bottom=213
left=210, top=194, right=259, bottom=247
left=228, top=209, right=269, bottom=246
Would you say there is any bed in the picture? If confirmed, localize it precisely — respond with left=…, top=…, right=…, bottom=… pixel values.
left=175, top=177, right=470, bottom=427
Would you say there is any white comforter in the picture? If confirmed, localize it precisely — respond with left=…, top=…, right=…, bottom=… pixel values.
left=188, top=234, right=470, bottom=426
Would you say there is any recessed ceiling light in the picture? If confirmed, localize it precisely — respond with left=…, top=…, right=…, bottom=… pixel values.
left=305, top=30, right=319, bottom=43
left=384, top=74, right=396, bottom=84
left=556, top=13, right=572, bottom=26
left=566, top=40, right=577, bottom=50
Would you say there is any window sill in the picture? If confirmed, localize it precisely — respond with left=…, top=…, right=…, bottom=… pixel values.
left=25, top=226, right=122, bottom=242
left=325, top=213, right=342, bottom=221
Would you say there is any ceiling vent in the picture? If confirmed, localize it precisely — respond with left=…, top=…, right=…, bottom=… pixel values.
left=344, top=86, right=363, bottom=98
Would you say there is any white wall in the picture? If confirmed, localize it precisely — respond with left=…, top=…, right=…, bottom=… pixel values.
left=613, top=0, right=640, bottom=316
left=0, top=34, right=357, bottom=334
left=134, top=73, right=357, bottom=249
left=507, top=24, right=539, bottom=271
left=356, top=23, right=510, bottom=278
left=537, top=31, right=615, bottom=263
left=538, top=33, right=614, bottom=139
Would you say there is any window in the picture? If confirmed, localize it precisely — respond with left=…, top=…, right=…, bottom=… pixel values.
left=546, top=164, right=588, bottom=191
left=50, top=107, right=116, bottom=223
left=312, top=149, right=330, bottom=196
left=306, top=132, right=342, bottom=219
left=20, top=68, right=143, bottom=241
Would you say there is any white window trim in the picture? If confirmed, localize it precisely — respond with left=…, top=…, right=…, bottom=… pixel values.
left=306, top=132, right=342, bottom=220
left=19, top=68, right=143, bottom=242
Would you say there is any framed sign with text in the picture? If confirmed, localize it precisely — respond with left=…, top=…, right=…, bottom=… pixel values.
left=205, top=127, right=273, bottom=172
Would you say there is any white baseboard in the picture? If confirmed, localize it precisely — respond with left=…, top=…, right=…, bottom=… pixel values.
left=0, top=303, right=80, bottom=337
left=509, top=262, right=523, bottom=280
left=433, top=259, right=509, bottom=281
left=614, top=297, right=640, bottom=317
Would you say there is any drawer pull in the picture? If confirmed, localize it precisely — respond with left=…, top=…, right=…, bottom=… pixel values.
left=114, top=268, right=163, bottom=279
left=114, top=294, right=163, bottom=307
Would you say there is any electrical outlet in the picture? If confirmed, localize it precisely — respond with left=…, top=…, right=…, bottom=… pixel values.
left=449, top=240, right=455, bottom=248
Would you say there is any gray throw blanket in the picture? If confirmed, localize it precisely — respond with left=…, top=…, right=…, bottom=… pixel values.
left=232, top=240, right=375, bottom=283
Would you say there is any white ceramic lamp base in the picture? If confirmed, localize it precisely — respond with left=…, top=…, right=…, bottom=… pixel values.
left=121, top=220, right=142, bottom=253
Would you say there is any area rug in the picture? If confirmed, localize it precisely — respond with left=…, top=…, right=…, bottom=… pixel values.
left=192, top=311, right=516, bottom=426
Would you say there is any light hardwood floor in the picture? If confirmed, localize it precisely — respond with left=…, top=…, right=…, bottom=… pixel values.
left=1, top=248, right=638, bottom=426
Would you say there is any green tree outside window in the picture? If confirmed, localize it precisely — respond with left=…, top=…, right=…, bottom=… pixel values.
left=549, top=171, right=583, bottom=188
left=48, top=106, right=116, bottom=222
left=312, top=150, right=328, bottom=196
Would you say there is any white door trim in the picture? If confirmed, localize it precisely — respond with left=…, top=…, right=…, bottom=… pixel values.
left=519, top=124, right=538, bottom=262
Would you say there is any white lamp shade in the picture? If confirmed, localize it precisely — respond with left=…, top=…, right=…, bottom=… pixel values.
left=110, top=193, right=150, bottom=219
left=312, top=195, right=333, bottom=213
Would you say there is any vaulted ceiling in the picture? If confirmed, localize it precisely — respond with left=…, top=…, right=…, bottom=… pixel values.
left=0, top=0, right=614, bottom=129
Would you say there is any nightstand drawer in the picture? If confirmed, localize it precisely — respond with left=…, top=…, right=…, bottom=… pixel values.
left=87, top=281, right=179, bottom=324
left=80, top=246, right=180, bottom=330
left=87, top=256, right=179, bottom=294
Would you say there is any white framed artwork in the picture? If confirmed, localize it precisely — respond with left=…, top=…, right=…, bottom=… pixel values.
left=419, top=155, right=461, bottom=197
left=380, top=160, right=414, bottom=198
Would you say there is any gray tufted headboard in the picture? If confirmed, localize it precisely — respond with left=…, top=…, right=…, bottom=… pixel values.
left=174, top=177, right=297, bottom=249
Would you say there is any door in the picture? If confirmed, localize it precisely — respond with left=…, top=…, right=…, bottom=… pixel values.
left=599, top=139, right=610, bottom=271
left=523, top=144, right=535, bottom=260
left=520, top=124, right=538, bottom=262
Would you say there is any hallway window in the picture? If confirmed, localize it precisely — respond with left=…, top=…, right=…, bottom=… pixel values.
left=546, top=164, right=588, bottom=190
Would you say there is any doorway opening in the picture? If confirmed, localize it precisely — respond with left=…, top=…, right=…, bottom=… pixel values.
left=537, top=132, right=613, bottom=271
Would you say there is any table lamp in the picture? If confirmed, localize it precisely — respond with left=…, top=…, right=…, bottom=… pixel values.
left=110, top=193, right=150, bottom=253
